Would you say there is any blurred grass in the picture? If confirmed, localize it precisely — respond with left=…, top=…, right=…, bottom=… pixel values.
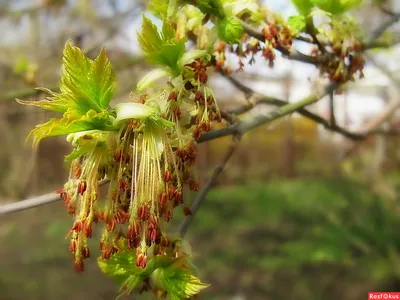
left=1, top=177, right=400, bottom=299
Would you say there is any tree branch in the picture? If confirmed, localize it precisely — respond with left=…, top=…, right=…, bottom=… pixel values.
left=219, top=72, right=367, bottom=140
left=0, top=179, right=109, bottom=215
left=179, top=134, right=241, bottom=237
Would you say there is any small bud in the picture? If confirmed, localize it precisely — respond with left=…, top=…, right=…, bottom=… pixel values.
left=136, top=250, right=147, bottom=269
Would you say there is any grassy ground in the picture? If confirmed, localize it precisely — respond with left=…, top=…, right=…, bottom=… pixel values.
left=1, top=178, right=400, bottom=299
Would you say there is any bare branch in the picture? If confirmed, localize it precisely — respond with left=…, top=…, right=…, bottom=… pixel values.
left=179, top=134, right=241, bottom=237
left=220, top=72, right=366, bottom=140
left=0, top=179, right=109, bottom=216
left=369, top=12, right=400, bottom=41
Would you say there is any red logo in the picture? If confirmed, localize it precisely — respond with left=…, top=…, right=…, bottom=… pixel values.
left=369, top=292, right=400, bottom=299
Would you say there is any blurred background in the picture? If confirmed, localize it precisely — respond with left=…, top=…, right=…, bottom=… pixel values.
left=1, top=0, right=400, bottom=299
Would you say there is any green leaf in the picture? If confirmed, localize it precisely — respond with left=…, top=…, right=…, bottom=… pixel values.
left=288, top=15, right=307, bottom=33
left=312, top=0, right=363, bottom=14
left=98, top=250, right=155, bottom=295
left=291, top=0, right=314, bottom=15
left=218, top=17, right=244, bottom=43
left=149, top=40, right=186, bottom=73
left=150, top=257, right=210, bottom=300
left=137, top=15, right=186, bottom=75
left=185, top=0, right=225, bottom=18
left=138, top=14, right=163, bottom=55
left=27, top=109, right=111, bottom=148
left=61, top=41, right=116, bottom=113
left=148, top=0, right=168, bottom=18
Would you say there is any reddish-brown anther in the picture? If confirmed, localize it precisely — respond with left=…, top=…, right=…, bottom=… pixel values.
left=174, top=189, right=183, bottom=204
left=128, top=237, right=141, bottom=249
left=71, top=220, right=83, bottom=232
left=117, top=210, right=129, bottom=224
left=114, top=150, right=122, bottom=162
left=193, top=127, right=201, bottom=140
left=74, top=260, right=84, bottom=272
left=168, top=91, right=177, bottom=101
left=201, top=122, right=211, bottom=132
left=69, top=239, right=77, bottom=253
left=161, top=237, right=170, bottom=248
left=127, top=222, right=141, bottom=240
left=168, top=187, right=175, bottom=201
left=105, top=220, right=116, bottom=232
left=189, top=179, right=199, bottom=191
left=119, top=179, right=128, bottom=191
left=163, top=170, right=172, bottom=183
left=83, top=246, right=90, bottom=259
left=183, top=207, right=192, bottom=216
left=137, top=205, right=150, bottom=221
left=77, top=181, right=87, bottom=195
left=163, top=208, right=173, bottom=222
left=99, top=241, right=105, bottom=251
left=84, top=222, right=92, bottom=238
left=101, top=247, right=113, bottom=260
left=136, top=250, right=147, bottom=269
left=173, top=107, right=182, bottom=120
left=194, top=91, right=204, bottom=103
left=73, top=164, right=82, bottom=179
left=159, top=192, right=168, bottom=206
left=199, top=72, right=208, bottom=84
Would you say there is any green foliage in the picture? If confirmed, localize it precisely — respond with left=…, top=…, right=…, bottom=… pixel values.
left=137, top=14, right=186, bottom=75
left=183, top=0, right=225, bottom=18
left=218, top=17, right=244, bottom=43
left=16, top=41, right=116, bottom=147
left=151, top=259, right=210, bottom=300
left=98, top=250, right=209, bottom=298
left=288, top=15, right=307, bottom=33
left=291, top=0, right=314, bottom=15
left=312, top=0, right=364, bottom=14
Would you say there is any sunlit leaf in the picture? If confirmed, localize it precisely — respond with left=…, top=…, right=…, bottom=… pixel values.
left=150, top=257, right=210, bottom=300
left=61, top=41, right=116, bottom=113
left=288, top=15, right=307, bottom=33
left=291, top=0, right=314, bottom=15
left=218, top=17, right=244, bottom=43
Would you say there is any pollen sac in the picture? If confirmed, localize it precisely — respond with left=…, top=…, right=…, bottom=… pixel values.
left=77, top=181, right=87, bottom=195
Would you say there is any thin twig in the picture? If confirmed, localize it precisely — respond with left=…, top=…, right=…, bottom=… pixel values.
left=220, top=73, right=367, bottom=140
left=179, top=134, right=241, bottom=237
left=0, top=179, right=109, bottom=215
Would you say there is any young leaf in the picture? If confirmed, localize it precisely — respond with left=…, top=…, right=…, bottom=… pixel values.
left=312, top=0, right=363, bottom=14
left=150, top=257, right=210, bottom=300
left=137, top=14, right=163, bottom=55
left=288, top=15, right=307, bottom=33
left=185, top=0, right=225, bottom=18
left=137, top=15, right=186, bottom=75
left=61, top=41, right=116, bottom=113
left=98, top=250, right=156, bottom=295
left=218, top=17, right=244, bottom=43
left=26, top=109, right=111, bottom=148
left=291, top=0, right=314, bottom=15
left=148, top=0, right=168, bottom=18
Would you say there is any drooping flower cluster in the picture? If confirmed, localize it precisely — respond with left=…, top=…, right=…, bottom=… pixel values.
left=19, top=12, right=225, bottom=273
